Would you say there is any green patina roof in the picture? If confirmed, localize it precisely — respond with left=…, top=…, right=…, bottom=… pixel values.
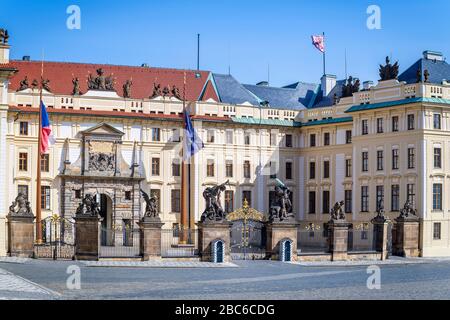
left=230, top=116, right=353, bottom=127
left=346, top=97, right=450, bottom=113
left=301, top=116, right=353, bottom=127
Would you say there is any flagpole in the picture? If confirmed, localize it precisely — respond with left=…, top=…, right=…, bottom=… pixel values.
left=180, top=72, right=190, bottom=244
left=35, top=57, right=44, bottom=244
left=322, top=32, right=326, bottom=76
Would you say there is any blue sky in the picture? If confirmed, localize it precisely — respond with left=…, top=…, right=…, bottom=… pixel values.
left=1, top=0, right=449, bottom=87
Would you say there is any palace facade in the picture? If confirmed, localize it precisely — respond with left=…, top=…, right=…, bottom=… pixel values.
left=1, top=32, right=450, bottom=257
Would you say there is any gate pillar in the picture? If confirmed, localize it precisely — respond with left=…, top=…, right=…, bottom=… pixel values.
left=327, top=220, right=351, bottom=261
left=139, top=217, right=164, bottom=261
left=371, top=215, right=391, bottom=260
left=266, top=222, right=299, bottom=261
left=393, top=216, right=420, bottom=257
left=74, top=215, right=101, bottom=261
left=197, top=221, right=232, bottom=262
left=7, top=214, right=35, bottom=258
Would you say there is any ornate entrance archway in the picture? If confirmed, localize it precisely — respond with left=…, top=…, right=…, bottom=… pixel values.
left=59, top=123, right=144, bottom=258
left=227, top=200, right=268, bottom=260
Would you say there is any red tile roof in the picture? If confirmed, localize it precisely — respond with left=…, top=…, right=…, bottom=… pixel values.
left=7, top=60, right=219, bottom=101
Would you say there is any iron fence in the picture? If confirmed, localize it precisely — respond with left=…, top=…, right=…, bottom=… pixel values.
left=348, top=228, right=377, bottom=253
left=99, top=227, right=140, bottom=258
left=161, top=228, right=198, bottom=258
left=298, top=228, right=329, bottom=254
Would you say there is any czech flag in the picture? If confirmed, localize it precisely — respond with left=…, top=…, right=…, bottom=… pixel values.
left=40, top=101, right=55, bottom=154
left=311, top=34, right=325, bottom=53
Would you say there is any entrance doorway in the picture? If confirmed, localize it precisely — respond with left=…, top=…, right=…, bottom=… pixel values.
left=99, top=194, right=113, bottom=246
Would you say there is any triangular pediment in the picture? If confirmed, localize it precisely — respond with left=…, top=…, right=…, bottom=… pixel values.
left=81, top=123, right=125, bottom=136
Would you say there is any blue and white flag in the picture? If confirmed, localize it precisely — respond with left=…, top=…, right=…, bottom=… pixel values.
left=183, top=108, right=204, bottom=162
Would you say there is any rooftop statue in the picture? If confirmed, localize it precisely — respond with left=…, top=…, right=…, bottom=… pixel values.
left=72, top=77, right=82, bottom=95
left=18, top=76, right=29, bottom=91
left=150, top=83, right=161, bottom=98
left=0, top=29, right=9, bottom=44
left=379, top=56, right=399, bottom=81
left=162, top=86, right=170, bottom=97
left=341, top=76, right=360, bottom=98
left=42, top=78, right=51, bottom=92
left=123, top=79, right=133, bottom=98
left=87, top=68, right=115, bottom=91
left=171, top=85, right=182, bottom=100
left=31, top=79, right=39, bottom=89
left=424, top=69, right=430, bottom=83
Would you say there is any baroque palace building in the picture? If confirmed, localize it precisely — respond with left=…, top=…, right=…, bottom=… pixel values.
left=1, top=31, right=450, bottom=257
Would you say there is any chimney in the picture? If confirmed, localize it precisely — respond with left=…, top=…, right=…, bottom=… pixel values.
left=363, top=81, right=374, bottom=90
left=423, top=50, right=444, bottom=62
left=321, top=74, right=336, bottom=96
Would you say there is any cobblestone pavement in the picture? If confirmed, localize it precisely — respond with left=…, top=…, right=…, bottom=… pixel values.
left=82, top=261, right=238, bottom=268
left=292, top=256, right=432, bottom=267
left=0, top=257, right=31, bottom=264
left=1, top=258, right=450, bottom=299
left=0, top=268, right=59, bottom=300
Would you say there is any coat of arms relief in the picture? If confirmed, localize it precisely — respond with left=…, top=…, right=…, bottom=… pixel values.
left=88, top=141, right=116, bottom=172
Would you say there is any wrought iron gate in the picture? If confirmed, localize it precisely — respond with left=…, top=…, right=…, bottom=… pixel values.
left=227, top=200, right=267, bottom=260
left=34, top=215, right=75, bottom=260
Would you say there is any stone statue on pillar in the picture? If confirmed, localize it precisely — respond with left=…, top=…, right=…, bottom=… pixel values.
left=201, top=180, right=230, bottom=223
left=269, top=183, right=294, bottom=222
left=399, top=200, right=417, bottom=219
left=8, top=193, right=34, bottom=217
left=141, top=189, right=160, bottom=221
left=372, top=199, right=387, bottom=223
left=75, top=194, right=100, bottom=217
left=330, top=201, right=346, bottom=221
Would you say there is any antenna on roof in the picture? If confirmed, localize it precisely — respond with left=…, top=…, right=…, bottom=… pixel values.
left=228, top=41, right=231, bottom=75
left=197, top=34, right=200, bottom=71
left=344, top=49, right=348, bottom=80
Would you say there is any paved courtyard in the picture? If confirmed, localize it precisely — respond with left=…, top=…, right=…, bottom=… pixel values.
left=1, top=258, right=450, bottom=299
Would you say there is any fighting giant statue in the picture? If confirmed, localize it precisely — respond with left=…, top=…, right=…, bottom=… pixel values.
left=269, top=179, right=294, bottom=222
left=201, top=180, right=230, bottom=223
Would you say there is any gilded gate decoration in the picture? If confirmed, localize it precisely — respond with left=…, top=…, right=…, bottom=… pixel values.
left=227, top=200, right=267, bottom=260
